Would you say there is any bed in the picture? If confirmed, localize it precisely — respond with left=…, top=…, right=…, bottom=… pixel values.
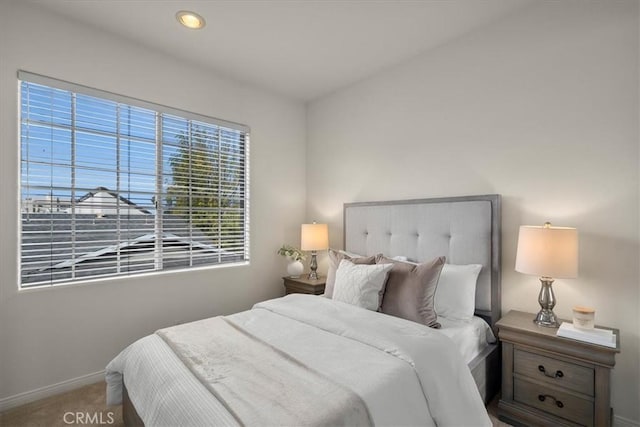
left=107, top=194, right=502, bottom=426
left=342, top=194, right=502, bottom=405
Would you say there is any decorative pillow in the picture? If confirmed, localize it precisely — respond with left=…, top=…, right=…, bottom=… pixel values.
left=435, top=264, right=483, bottom=321
left=377, top=255, right=446, bottom=328
left=324, top=249, right=377, bottom=298
left=332, top=260, right=394, bottom=311
left=338, top=249, right=366, bottom=258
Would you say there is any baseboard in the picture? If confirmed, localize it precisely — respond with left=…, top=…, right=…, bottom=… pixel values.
left=615, top=415, right=640, bottom=427
left=0, top=370, right=105, bottom=412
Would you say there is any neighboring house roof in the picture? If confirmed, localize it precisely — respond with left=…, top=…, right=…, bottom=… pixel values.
left=21, top=187, right=153, bottom=215
left=45, top=232, right=223, bottom=271
left=74, top=187, right=152, bottom=215
left=20, top=213, right=240, bottom=284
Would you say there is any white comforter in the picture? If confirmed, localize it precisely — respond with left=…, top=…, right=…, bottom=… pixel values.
left=106, top=294, right=491, bottom=426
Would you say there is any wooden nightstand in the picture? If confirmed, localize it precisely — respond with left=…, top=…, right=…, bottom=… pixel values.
left=282, top=276, right=326, bottom=295
left=497, top=310, right=620, bottom=427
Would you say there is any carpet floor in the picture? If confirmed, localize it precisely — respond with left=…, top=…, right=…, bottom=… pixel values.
left=0, top=382, right=122, bottom=427
left=0, top=382, right=509, bottom=426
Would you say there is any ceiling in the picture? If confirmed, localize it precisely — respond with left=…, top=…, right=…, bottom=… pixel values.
left=32, top=0, right=532, bottom=102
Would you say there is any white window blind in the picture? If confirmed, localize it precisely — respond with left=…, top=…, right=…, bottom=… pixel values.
left=19, top=71, right=250, bottom=287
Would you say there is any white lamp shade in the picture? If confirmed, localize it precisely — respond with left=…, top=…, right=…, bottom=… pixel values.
left=515, top=224, right=578, bottom=279
left=301, top=223, right=329, bottom=251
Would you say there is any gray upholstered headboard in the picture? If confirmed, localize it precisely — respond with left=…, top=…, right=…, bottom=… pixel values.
left=343, top=194, right=501, bottom=328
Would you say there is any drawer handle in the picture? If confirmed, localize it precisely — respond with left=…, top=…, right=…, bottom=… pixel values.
left=538, top=394, right=564, bottom=408
left=538, top=365, right=564, bottom=378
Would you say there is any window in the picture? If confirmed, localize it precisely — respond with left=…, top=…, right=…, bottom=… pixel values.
left=19, top=71, right=250, bottom=287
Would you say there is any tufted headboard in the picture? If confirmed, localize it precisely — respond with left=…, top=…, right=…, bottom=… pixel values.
left=343, top=194, right=501, bottom=329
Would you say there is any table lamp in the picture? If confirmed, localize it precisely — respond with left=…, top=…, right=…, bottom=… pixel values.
left=515, top=222, right=578, bottom=327
left=301, top=222, right=329, bottom=280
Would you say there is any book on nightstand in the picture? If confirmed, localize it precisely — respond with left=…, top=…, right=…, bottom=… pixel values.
left=557, top=322, right=616, bottom=348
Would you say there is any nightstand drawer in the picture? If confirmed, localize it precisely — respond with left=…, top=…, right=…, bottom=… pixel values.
left=515, top=348, right=594, bottom=396
left=514, top=378, right=593, bottom=426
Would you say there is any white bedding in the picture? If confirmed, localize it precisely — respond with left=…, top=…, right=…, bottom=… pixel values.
left=437, top=316, right=497, bottom=364
left=156, top=316, right=372, bottom=426
left=106, top=294, right=491, bottom=426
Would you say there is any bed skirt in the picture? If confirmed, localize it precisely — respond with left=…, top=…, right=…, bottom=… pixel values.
left=122, top=384, right=144, bottom=427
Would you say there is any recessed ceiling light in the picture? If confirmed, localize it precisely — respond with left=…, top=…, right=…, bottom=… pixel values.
left=176, top=10, right=206, bottom=30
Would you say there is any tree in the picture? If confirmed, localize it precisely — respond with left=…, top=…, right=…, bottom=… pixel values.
left=165, top=124, right=245, bottom=251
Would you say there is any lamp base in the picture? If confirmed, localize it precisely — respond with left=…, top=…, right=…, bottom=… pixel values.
left=308, top=251, right=318, bottom=280
left=534, top=308, right=559, bottom=328
left=533, top=277, right=560, bottom=328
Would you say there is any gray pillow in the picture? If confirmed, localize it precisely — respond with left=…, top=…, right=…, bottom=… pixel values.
left=325, top=249, right=377, bottom=298
left=377, top=255, right=446, bottom=328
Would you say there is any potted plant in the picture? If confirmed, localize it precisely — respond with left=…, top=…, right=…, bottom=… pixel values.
left=277, top=244, right=306, bottom=278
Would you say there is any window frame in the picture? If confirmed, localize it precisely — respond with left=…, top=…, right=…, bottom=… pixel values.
left=17, top=70, right=251, bottom=289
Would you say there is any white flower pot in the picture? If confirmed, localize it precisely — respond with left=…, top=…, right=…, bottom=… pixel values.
left=286, top=259, right=304, bottom=278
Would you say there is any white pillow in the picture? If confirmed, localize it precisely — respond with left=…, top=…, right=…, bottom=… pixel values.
left=435, top=264, right=483, bottom=321
left=332, top=259, right=393, bottom=311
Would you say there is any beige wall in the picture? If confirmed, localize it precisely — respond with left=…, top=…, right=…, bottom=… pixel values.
left=0, top=2, right=306, bottom=401
left=307, top=1, right=639, bottom=423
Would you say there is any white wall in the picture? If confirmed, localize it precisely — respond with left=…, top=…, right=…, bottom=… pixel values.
left=307, top=1, right=639, bottom=423
left=0, top=2, right=306, bottom=402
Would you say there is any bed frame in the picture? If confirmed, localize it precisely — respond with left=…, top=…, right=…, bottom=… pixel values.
left=123, top=194, right=501, bottom=424
left=343, top=194, right=502, bottom=403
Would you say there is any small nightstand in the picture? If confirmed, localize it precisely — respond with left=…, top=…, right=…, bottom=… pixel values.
left=282, top=276, right=326, bottom=295
left=497, top=310, right=620, bottom=427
